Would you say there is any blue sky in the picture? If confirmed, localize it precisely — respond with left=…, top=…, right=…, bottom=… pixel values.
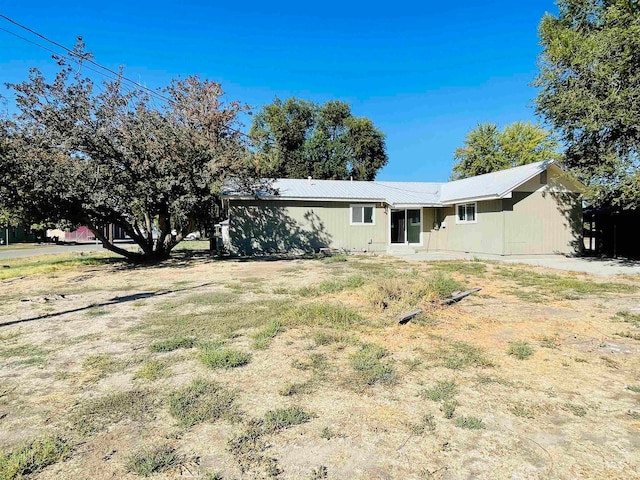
left=0, top=0, right=558, bottom=181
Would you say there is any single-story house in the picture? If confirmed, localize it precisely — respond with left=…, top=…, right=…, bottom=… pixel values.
left=221, top=160, right=584, bottom=256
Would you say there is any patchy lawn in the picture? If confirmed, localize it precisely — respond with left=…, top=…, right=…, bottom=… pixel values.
left=0, top=253, right=639, bottom=479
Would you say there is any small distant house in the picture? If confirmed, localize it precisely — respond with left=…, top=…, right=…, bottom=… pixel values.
left=221, top=160, right=584, bottom=256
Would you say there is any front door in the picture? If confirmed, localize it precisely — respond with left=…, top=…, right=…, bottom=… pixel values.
left=390, top=209, right=421, bottom=245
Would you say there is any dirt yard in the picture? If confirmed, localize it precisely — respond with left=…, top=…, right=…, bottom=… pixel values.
left=1, top=251, right=639, bottom=479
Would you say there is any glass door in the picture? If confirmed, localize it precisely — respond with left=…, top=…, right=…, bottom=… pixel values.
left=407, top=209, right=421, bottom=244
left=390, top=210, right=405, bottom=243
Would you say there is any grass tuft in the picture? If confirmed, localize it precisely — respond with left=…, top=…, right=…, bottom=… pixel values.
left=252, top=320, right=284, bottom=349
left=323, top=255, right=347, bottom=263
left=507, top=341, right=534, bottom=360
left=285, top=302, right=364, bottom=329
left=72, top=390, right=156, bottom=434
left=168, top=379, right=240, bottom=427
left=199, top=343, right=251, bottom=369
left=429, top=341, right=494, bottom=370
left=278, top=380, right=314, bottom=397
left=349, top=343, right=397, bottom=387
left=365, top=271, right=461, bottom=311
left=0, top=435, right=70, bottom=480
left=125, top=444, right=180, bottom=477
left=149, top=336, right=196, bottom=353
left=133, top=359, right=170, bottom=381
left=454, top=416, right=486, bottom=429
left=263, top=406, right=314, bottom=433
left=420, top=380, right=458, bottom=402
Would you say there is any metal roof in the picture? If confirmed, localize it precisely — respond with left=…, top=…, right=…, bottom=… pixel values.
left=439, top=160, right=555, bottom=204
left=222, top=160, right=558, bottom=206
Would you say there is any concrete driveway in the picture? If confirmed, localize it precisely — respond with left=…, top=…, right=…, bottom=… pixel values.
left=393, top=251, right=640, bottom=276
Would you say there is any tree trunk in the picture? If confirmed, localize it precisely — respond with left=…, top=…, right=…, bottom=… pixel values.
left=88, top=224, right=141, bottom=261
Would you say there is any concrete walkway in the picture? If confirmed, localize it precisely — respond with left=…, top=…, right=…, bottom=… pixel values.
left=390, top=251, right=640, bottom=276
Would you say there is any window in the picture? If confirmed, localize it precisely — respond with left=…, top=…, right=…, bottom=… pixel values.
left=456, top=203, right=477, bottom=224
left=350, top=204, right=374, bottom=225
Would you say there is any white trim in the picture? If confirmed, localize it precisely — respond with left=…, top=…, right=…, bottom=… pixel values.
left=350, top=203, right=376, bottom=226
left=223, top=195, right=387, bottom=203
left=455, top=202, right=478, bottom=224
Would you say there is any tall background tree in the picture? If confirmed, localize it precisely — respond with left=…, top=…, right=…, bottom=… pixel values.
left=1, top=41, right=254, bottom=261
left=535, top=0, right=640, bottom=208
left=249, top=97, right=388, bottom=180
left=451, top=121, right=561, bottom=179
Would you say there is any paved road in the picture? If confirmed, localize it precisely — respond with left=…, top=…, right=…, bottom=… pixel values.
left=0, top=242, right=134, bottom=260
left=391, top=251, right=640, bottom=276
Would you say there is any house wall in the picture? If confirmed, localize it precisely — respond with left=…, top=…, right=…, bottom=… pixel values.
left=424, top=200, right=505, bottom=255
left=228, top=200, right=388, bottom=254
left=421, top=170, right=582, bottom=255
left=503, top=172, right=582, bottom=255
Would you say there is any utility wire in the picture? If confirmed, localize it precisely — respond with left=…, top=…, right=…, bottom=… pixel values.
left=0, top=13, right=175, bottom=106
left=0, top=14, right=252, bottom=139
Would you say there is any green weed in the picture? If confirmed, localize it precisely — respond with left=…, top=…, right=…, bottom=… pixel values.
left=133, top=359, right=170, bottom=381
left=285, top=302, right=364, bottom=329
left=349, top=344, right=396, bottom=387
left=430, top=341, right=494, bottom=370
left=199, top=343, right=251, bottom=369
left=0, top=435, right=70, bottom=480
left=252, top=320, right=284, bottom=349
left=263, top=406, right=314, bottom=433
left=149, top=336, right=196, bottom=353
left=125, top=444, right=180, bottom=477
left=72, top=390, right=157, bottom=434
left=168, top=379, right=240, bottom=427
left=507, top=341, right=534, bottom=360
left=420, top=380, right=457, bottom=402
left=454, top=416, right=485, bottom=429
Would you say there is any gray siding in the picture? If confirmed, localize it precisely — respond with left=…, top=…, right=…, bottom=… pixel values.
left=425, top=201, right=505, bottom=255
left=228, top=200, right=387, bottom=254
left=503, top=190, right=582, bottom=255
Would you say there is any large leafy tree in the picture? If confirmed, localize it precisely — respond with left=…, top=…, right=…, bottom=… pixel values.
left=1, top=42, right=252, bottom=261
left=451, top=121, right=561, bottom=179
left=535, top=0, right=640, bottom=208
left=249, top=97, right=388, bottom=180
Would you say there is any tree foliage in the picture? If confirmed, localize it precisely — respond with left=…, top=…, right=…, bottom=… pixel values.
left=0, top=41, right=253, bottom=260
left=451, top=121, right=561, bottom=179
left=534, top=0, right=640, bottom=208
left=249, top=97, right=388, bottom=180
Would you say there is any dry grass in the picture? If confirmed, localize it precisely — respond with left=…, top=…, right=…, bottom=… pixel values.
left=0, top=253, right=639, bottom=479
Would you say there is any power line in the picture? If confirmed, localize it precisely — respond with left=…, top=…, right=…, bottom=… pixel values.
left=0, top=14, right=252, bottom=139
left=0, top=13, right=175, bottom=106
left=0, top=26, right=127, bottom=88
